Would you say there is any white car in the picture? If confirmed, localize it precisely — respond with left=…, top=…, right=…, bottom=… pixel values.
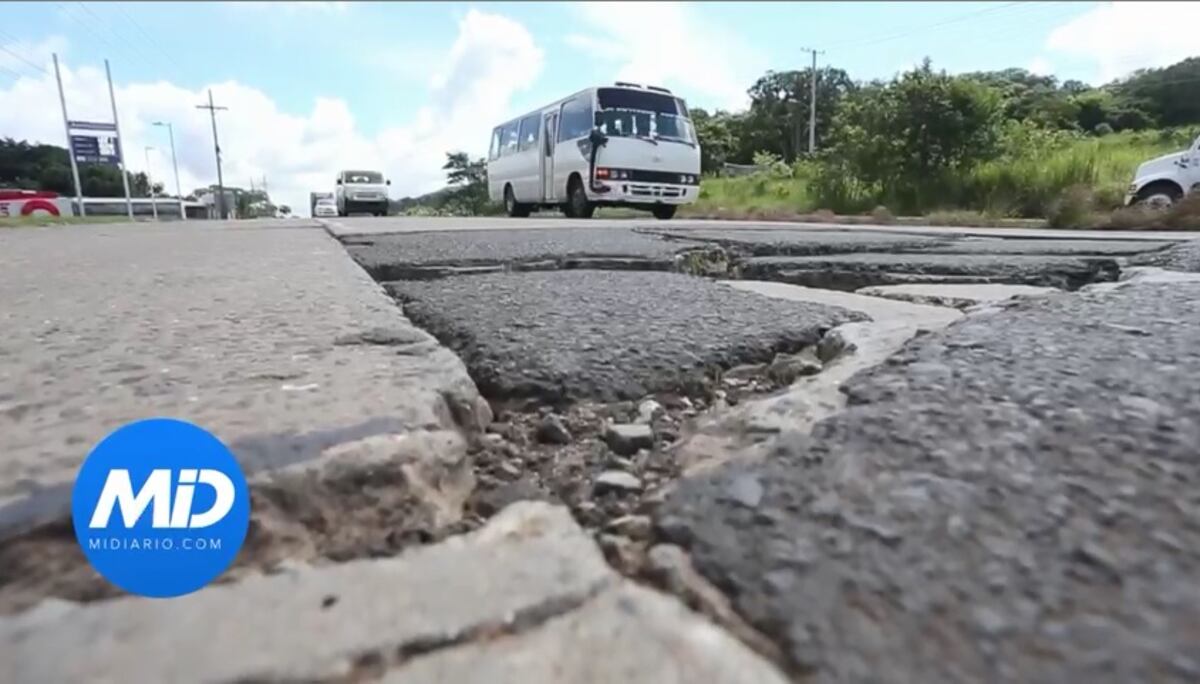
left=313, top=198, right=338, bottom=218
left=1126, top=133, right=1200, bottom=207
left=335, top=169, right=390, bottom=216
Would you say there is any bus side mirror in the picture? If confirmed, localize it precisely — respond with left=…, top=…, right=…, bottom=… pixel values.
left=336, top=179, right=342, bottom=185
left=386, top=179, right=391, bottom=185
left=589, top=126, right=608, bottom=147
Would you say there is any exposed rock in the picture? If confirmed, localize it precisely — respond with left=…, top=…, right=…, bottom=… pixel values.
left=606, top=514, right=653, bottom=541
left=472, top=478, right=553, bottom=518
left=594, top=470, right=643, bottom=495
left=535, top=414, right=572, bottom=445
left=636, top=399, right=663, bottom=424
left=766, top=349, right=823, bottom=385
left=604, top=423, right=654, bottom=456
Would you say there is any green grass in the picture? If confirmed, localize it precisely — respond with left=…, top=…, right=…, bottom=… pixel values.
left=687, top=173, right=813, bottom=217
left=684, top=127, right=1199, bottom=222
left=0, top=215, right=134, bottom=228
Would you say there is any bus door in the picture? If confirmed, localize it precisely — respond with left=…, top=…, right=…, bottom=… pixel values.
left=542, top=111, right=558, bottom=202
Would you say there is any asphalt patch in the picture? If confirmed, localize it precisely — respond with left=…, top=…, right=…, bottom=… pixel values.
left=657, top=281, right=1200, bottom=682
left=742, top=253, right=1121, bottom=290
left=642, top=227, right=953, bottom=256
left=920, top=237, right=1174, bottom=256
left=345, top=228, right=687, bottom=281
left=384, top=270, right=863, bottom=405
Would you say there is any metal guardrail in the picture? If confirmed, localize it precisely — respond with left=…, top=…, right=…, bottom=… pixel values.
left=720, top=163, right=764, bottom=177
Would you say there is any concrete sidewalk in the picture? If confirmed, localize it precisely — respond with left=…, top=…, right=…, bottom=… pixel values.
left=0, top=219, right=486, bottom=536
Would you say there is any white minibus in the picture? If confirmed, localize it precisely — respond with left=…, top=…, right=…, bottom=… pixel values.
left=487, top=83, right=701, bottom=219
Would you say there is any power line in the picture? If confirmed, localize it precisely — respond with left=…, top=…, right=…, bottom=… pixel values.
left=0, top=36, right=51, bottom=75
left=73, top=2, right=163, bottom=75
left=113, top=3, right=188, bottom=77
left=0, top=63, right=23, bottom=83
left=822, top=1, right=1025, bottom=51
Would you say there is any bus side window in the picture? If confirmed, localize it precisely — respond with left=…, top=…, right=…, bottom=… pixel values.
left=518, top=114, right=540, bottom=152
left=558, top=96, right=593, bottom=142
left=489, top=128, right=502, bottom=160
left=502, top=123, right=519, bottom=155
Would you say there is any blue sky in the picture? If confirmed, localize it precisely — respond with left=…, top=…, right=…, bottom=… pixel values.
left=0, top=2, right=1193, bottom=213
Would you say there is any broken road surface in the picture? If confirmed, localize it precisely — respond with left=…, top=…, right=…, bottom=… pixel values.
left=3, top=215, right=1199, bottom=683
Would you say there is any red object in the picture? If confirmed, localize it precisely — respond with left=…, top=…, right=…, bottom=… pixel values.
left=0, top=190, right=60, bottom=201
left=19, top=199, right=61, bottom=216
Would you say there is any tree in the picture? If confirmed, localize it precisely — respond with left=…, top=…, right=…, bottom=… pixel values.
left=443, top=151, right=486, bottom=187
left=0, top=137, right=159, bottom=197
left=828, top=59, right=1004, bottom=211
left=439, top=151, right=489, bottom=215
left=690, top=108, right=741, bottom=173
left=1112, top=57, right=1200, bottom=128
left=965, top=68, right=1078, bottom=129
left=742, top=66, right=856, bottom=161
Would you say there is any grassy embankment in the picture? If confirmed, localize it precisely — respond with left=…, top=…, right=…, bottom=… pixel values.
left=0, top=215, right=134, bottom=228
left=683, top=129, right=1200, bottom=229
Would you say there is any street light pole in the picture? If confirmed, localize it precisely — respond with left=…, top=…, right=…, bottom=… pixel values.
left=154, top=121, right=185, bottom=221
left=144, top=146, right=158, bottom=221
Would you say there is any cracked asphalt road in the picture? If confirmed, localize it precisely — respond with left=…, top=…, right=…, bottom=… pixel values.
left=384, top=270, right=862, bottom=404
left=656, top=280, right=1200, bottom=683
left=344, top=227, right=686, bottom=280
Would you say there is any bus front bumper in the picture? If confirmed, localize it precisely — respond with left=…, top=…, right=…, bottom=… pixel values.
left=590, top=181, right=697, bottom=205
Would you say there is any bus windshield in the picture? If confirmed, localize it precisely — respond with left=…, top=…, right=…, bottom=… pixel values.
left=595, top=88, right=693, bottom=144
left=595, top=108, right=695, bottom=144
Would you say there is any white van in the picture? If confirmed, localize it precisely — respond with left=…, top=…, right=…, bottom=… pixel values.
left=487, top=83, right=701, bottom=219
left=335, top=170, right=391, bottom=217
left=1126, top=134, right=1200, bottom=207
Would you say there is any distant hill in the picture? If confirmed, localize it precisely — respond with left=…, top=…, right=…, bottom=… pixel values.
left=390, top=185, right=456, bottom=212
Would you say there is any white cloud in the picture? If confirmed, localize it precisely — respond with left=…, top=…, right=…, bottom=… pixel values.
left=567, top=2, right=766, bottom=112
left=1027, top=56, right=1054, bottom=76
left=1046, top=1, right=1200, bottom=82
left=0, top=10, right=542, bottom=215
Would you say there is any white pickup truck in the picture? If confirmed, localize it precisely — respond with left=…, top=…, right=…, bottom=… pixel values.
left=1127, top=134, right=1200, bottom=207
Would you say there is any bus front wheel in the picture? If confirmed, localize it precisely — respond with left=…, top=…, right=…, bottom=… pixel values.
left=565, top=177, right=595, bottom=219
left=652, top=205, right=677, bottom=220
left=505, top=186, right=531, bottom=218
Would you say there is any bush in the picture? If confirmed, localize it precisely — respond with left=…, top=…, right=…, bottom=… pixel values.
left=1046, top=185, right=1096, bottom=228
left=1105, top=204, right=1159, bottom=229
left=1163, top=192, right=1200, bottom=229
left=869, top=205, right=896, bottom=223
left=752, top=151, right=792, bottom=178
left=1093, top=122, right=1114, bottom=136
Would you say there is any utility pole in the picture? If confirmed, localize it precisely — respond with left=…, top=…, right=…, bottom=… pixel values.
left=196, top=89, right=228, bottom=219
left=52, top=53, right=85, bottom=218
left=800, top=47, right=824, bottom=155
left=153, top=121, right=185, bottom=221
left=105, top=59, right=134, bottom=219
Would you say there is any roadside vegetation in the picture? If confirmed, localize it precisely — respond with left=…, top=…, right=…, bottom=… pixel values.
left=400, top=56, right=1200, bottom=227
left=685, top=56, right=1200, bottom=228
left=0, top=215, right=132, bottom=228
left=687, top=127, right=1196, bottom=225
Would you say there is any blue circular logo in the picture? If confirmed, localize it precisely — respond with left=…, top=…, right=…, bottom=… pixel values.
left=71, top=418, right=250, bottom=598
